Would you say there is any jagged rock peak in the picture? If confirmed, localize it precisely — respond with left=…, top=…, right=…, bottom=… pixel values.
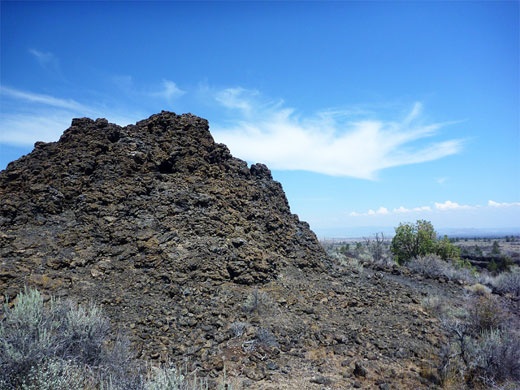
left=1, top=111, right=326, bottom=296
left=59, top=112, right=213, bottom=148
left=2, top=111, right=277, bottom=190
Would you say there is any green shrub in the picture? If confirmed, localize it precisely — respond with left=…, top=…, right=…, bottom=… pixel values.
left=339, top=244, right=350, bottom=255
left=467, top=329, right=520, bottom=385
left=473, top=245, right=483, bottom=256
left=453, top=258, right=478, bottom=277
left=391, top=220, right=460, bottom=264
left=143, top=366, right=189, bottom=390
left=407, top=254, right=477, bottom=284
left=0, top=287, right=133, bottom=388
left=436, top=235, right=461, bottom=261
left=391, top=220, right=437, bottom=264
left=493, top=268, right=520, bottom=296
left=1, top=287, right=236, bottom=390
left=487, top=256, right=513, bottom=275
left=466, top=295, right=508, bottom=335
left=492, top=240, right=501, bottom=255
left=408, top=254, right=446, bottom=278
left=436, top=292, right=519, bottom=388
left=488, top=258, right=499, bottom=274
left=465, top=283, right=491, bottom=297
left=497, top=255, right=514, bottom=273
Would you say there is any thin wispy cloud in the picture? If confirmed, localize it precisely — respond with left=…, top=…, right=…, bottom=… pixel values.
left=29, top=49, right=59, bottom=72
left=215, top=87, right=261, bottom=115
left=1, top=86, right=92, bottom=113
left=2, top=84, right=465, bottom=179
left=0, top=111, right=74, bottom=146
left=1, top=86, right=138, bottom=146
left=211, top=88, right=464, bottom=179
left=112, top=75, right=134, bottom=91
left=150, top=80, right=185, bottom=100
left=488, top=200, right=520, bottom=207
left=111, top=77, right=185, bottom=100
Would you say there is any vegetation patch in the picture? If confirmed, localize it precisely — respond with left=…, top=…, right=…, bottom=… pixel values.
left=0, top=287, right=234, bottom=390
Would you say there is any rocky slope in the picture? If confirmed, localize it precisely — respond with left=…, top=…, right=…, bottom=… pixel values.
left=0, top=112, right=447, bottom=389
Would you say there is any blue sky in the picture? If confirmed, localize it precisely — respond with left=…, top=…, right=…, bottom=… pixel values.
left=1, top=1, right=519, bottom=237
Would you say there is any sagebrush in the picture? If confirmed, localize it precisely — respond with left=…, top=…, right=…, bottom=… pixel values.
left=0, top=287, right=234, bottom=390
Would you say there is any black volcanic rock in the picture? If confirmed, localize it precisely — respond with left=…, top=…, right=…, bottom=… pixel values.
left=0, top=112, right=450, bottom=389
left=0, top=111, right=327, bottom=359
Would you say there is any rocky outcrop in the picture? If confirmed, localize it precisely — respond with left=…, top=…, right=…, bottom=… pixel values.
left=0, top=112, right=448, bottom=389
left=0, top=112, right=327, bottom=353
left=0, top=112, right=325, bottom=287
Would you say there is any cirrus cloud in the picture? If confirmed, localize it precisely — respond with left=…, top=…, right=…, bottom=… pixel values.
left=488, top=200, right=520, bottom=207
left=1, top=86, right=92, bottom=113
left=149, top=79, right=185, bottom=99
left=211, top=88, right=464, bottom=179
left=29, top=49, right=60, bottom=72
left=0, top=86, right=139, bottom=146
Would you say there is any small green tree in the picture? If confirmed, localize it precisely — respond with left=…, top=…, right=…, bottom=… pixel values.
left=339, top=244, right=350, bottom=255
left=391, top=220, right=436, bottom=264
left=436, top=235, right=461, bottom=260
left=496, top=255, right=514, bottom=273
left=474, top=245, right=483, bottom=256
left=487, top=259, right=498, bottom=274
left=391, top=220, right=460, bottom=264
left=492, top=240, right=501, bottom=255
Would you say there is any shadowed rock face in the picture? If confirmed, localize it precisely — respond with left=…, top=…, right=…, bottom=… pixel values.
left=0, top=111, right=327, bottom=355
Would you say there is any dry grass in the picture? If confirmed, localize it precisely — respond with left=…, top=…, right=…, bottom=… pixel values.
left=465, top=283, right=492, bottom=297
left=466, top=295, right=508, bottom=334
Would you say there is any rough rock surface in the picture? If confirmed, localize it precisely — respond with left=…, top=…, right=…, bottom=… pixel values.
left=0, top=112, right=448, bottom=389
left=1, top=112, right=325, bottom=290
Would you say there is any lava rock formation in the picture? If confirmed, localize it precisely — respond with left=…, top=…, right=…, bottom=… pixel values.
left=0, top=111, right=327, bottom=360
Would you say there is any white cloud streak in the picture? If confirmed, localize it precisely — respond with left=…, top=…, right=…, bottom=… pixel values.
left=211, top=89, right=464, bottom=179
left=29, top=49, right=59, bottom=71
left=349, top=200, right=520, bottom=219
left=2, top=83, right=465, bottom=179
left=150, top=80, right=185, bottom=99
left=1, top=87, right=138, bottom=146
left=350, top=206, right=392, bottom=217
left=0, top=111, right=74, bottom=146
left=1, top=86, right=93, bottom=113
left=393, top=206, right=432, bottom=213
left=215, top=87, right=260, bottom=115
left=488, top=200, right=520, bottom=207
left=434, top=200, right=473, bottom=210
left=349, top=201, right=480, bottom=216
